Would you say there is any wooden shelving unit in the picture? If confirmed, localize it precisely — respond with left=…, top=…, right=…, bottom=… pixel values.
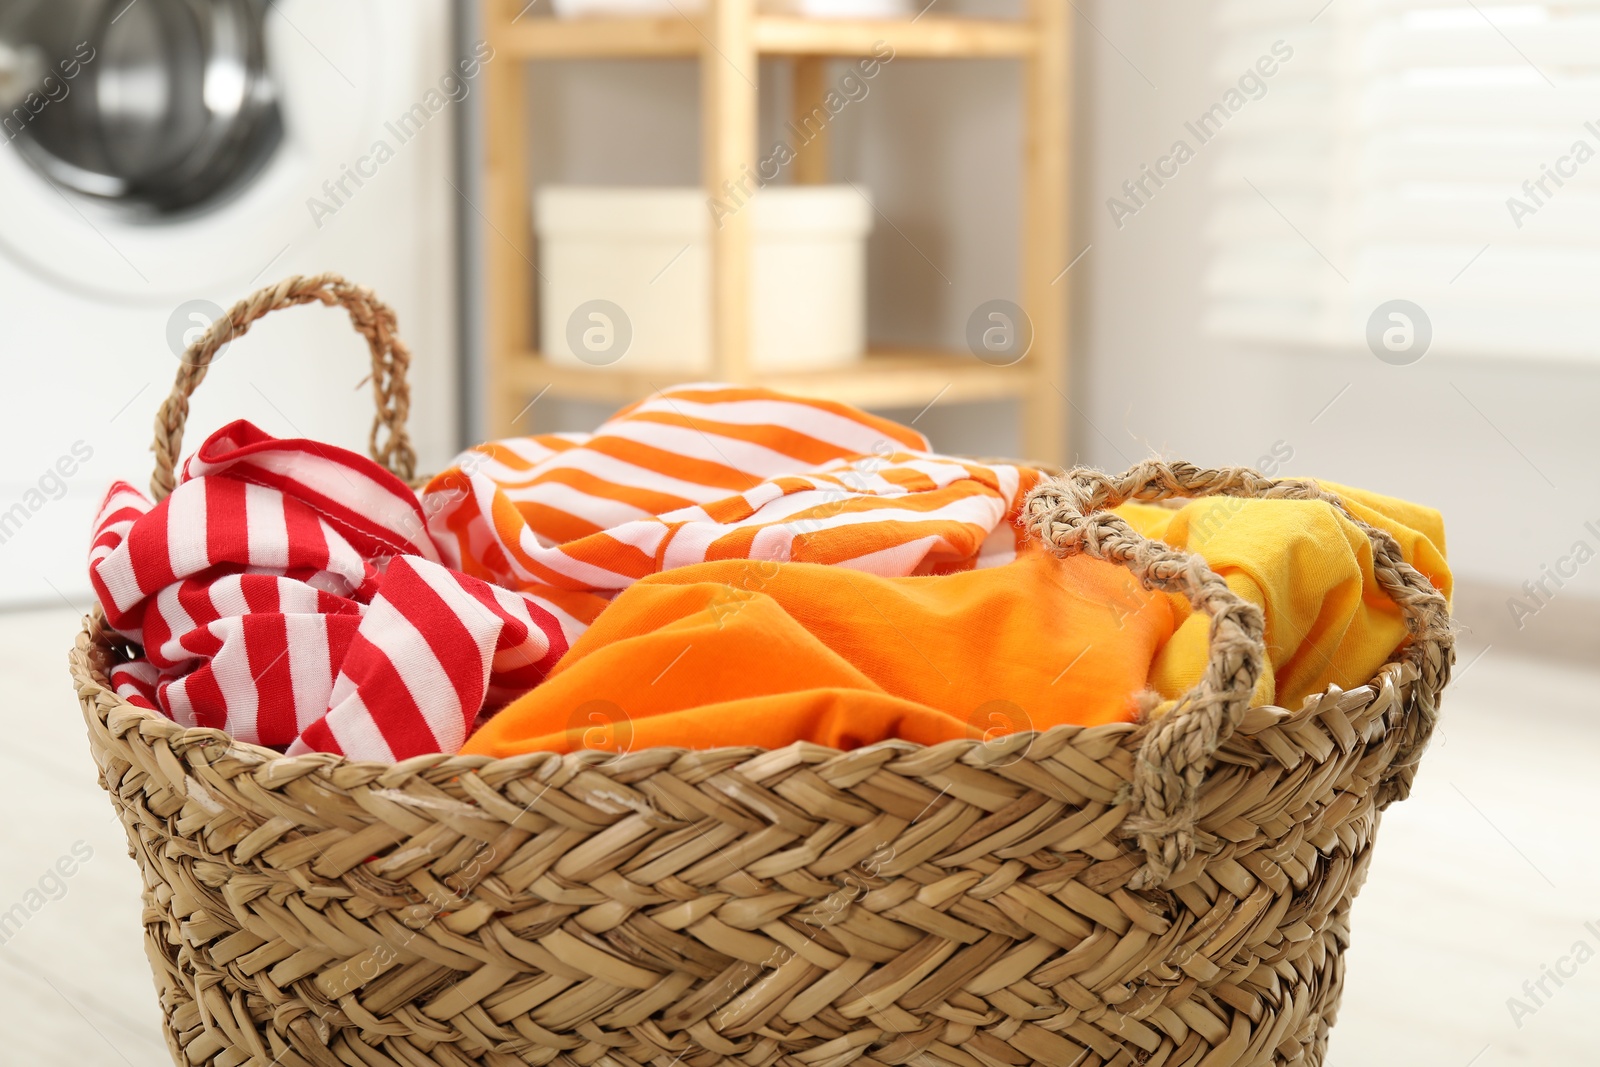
left=481, top=0, right=1072, bottom=463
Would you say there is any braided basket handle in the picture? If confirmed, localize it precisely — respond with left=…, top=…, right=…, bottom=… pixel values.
left=150, top=273, right=417, bottom=501
left=1023, top=458, right=1453, bottom=889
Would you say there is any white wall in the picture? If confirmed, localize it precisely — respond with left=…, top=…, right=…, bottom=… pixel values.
left=1073, top=0, right=1600, bottom=643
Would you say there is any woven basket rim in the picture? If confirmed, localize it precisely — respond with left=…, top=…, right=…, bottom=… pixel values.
left=70, top=605, right=1417, bottom=780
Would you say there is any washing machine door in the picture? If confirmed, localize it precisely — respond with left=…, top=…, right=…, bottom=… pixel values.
left=2, top=0, right=282, bottom=215
left=0, top=0, right=379, bottom=300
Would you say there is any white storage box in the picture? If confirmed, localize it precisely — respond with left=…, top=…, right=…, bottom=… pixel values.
left=536, top=185, right=874, bottom=373
left=550, top=0, right=912, bottom=16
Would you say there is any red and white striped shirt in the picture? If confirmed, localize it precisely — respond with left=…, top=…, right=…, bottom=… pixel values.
left=90, top=421, right=585, bottom=759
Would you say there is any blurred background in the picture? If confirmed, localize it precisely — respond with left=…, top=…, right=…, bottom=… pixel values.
left=0, top=0, right=1596, bottom=1063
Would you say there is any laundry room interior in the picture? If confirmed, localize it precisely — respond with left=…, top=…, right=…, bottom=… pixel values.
left=2, top=2, right=1599, bottom=1066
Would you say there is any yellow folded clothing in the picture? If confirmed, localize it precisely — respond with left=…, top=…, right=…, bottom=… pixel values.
left=1117, top=483, right=1451, bottom=711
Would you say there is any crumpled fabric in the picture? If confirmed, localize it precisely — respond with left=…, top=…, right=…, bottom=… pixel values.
left=89, top=420, right=587, bottom=759
left=88, top=384, right=1451, bottom=760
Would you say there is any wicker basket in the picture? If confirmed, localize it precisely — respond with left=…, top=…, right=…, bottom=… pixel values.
left=69, top=275, right=1454, bottom=1067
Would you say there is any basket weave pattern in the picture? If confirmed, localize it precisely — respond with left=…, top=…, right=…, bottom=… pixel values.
left=68, top=276, right=1453, bottom=1067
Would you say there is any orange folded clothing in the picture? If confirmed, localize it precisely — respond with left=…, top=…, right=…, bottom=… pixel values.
left=461, top=548, right=1175, bottom=756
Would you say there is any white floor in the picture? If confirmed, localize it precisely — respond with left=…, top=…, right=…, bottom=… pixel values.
left=2, top=606, right=1595, bottom=1066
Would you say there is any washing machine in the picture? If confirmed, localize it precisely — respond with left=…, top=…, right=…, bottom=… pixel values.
left=0, top=0, right=461, bottom=608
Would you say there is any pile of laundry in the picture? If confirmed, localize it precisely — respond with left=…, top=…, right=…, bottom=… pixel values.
left=87, top=385, right=1451, bottom=762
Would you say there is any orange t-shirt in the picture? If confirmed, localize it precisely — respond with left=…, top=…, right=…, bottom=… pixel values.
left=462, top=548, right=1175, bottom=757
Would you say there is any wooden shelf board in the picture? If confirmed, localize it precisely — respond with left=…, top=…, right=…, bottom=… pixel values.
left=496, top=16, right=699, bottom=58
left=495, top=16, right=1034, bottom=60
left=508, top=347, right=1038, bottom=408
left=755, top=17, right=1035, bottom=57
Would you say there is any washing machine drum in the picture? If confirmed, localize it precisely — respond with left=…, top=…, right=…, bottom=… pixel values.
left=4, top=0, right=281, bottom=214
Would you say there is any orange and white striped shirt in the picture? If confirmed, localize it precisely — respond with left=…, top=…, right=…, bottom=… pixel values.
left=423, top=384, right=1044, bottom=604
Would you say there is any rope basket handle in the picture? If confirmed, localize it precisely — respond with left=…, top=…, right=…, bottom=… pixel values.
left=150, top=273, right=417, bottom=501
left=1023, top=458, right=1454, bottom=889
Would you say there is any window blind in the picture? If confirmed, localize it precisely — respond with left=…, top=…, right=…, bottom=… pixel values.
left=1205, top=0, right=1600, bottom=361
